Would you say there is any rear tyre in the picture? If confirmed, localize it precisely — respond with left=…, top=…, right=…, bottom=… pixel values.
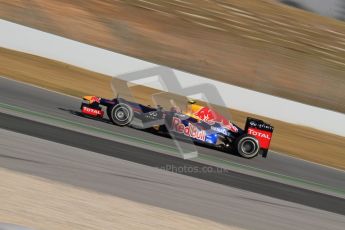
left=108, top=103, right=134, bottom=126
left=235, top=134, right=260, bottom=159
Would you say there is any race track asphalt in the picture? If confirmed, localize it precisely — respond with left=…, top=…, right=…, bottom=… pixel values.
left=1, top=128, right=345, bottom=230
left=0, top=77, right=344, bottom=191
left=0, top=77, right=345, bottom=215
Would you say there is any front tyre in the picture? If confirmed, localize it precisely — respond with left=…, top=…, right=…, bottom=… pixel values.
left=235, top=134, right=260, bottom=159
left=109, top=103, right=134, bottom=126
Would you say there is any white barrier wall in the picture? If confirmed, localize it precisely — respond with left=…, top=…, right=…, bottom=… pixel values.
left=280, top=0, right=343, bottom=20
left=1, top=19, right=344, bottom=136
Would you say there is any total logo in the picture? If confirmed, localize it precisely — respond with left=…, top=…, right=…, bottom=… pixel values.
left=193, top=107, right=238, bottom=133
left=248, top=128, right=271, bottom=140
left=82, top=107, right=103, bottom=116
left=171, top=117, right=206, bottom=141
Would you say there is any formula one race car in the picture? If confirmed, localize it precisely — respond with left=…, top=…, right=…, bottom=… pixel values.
left=80, top=95, right=274, bottom=159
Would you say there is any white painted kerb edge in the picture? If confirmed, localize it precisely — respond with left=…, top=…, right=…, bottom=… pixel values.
left=1, top=19, right=344, bottom=136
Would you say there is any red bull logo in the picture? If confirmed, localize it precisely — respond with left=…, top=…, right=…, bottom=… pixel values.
left=90, top=96, right=101, bottom=104
left=194, top=107, right=238, bottom=133
left=171, top=117, right=206, bottom=141
left=83, top=96, right=101, bottom=104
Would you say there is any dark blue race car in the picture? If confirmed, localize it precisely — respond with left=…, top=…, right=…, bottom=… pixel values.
left=80, top=95, right=274, bottom=159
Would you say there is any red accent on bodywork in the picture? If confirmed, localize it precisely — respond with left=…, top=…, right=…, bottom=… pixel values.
left=82, top=106, right=104, bottom=117
left=171, top=117, right=206, bottom=141
left=90, top=96, right=101, bottom=104
left=193, top=107, right=238, bottom=132
left=247, top=128, right=272, bottom=149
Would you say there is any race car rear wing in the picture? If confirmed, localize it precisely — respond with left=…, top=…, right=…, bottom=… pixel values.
left=244, top=117, right=274, bottom=158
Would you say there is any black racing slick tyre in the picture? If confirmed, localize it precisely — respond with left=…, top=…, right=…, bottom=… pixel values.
left=108, top=103, right=134, bottom=126
left=235, top=134, right=260, bottom=159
